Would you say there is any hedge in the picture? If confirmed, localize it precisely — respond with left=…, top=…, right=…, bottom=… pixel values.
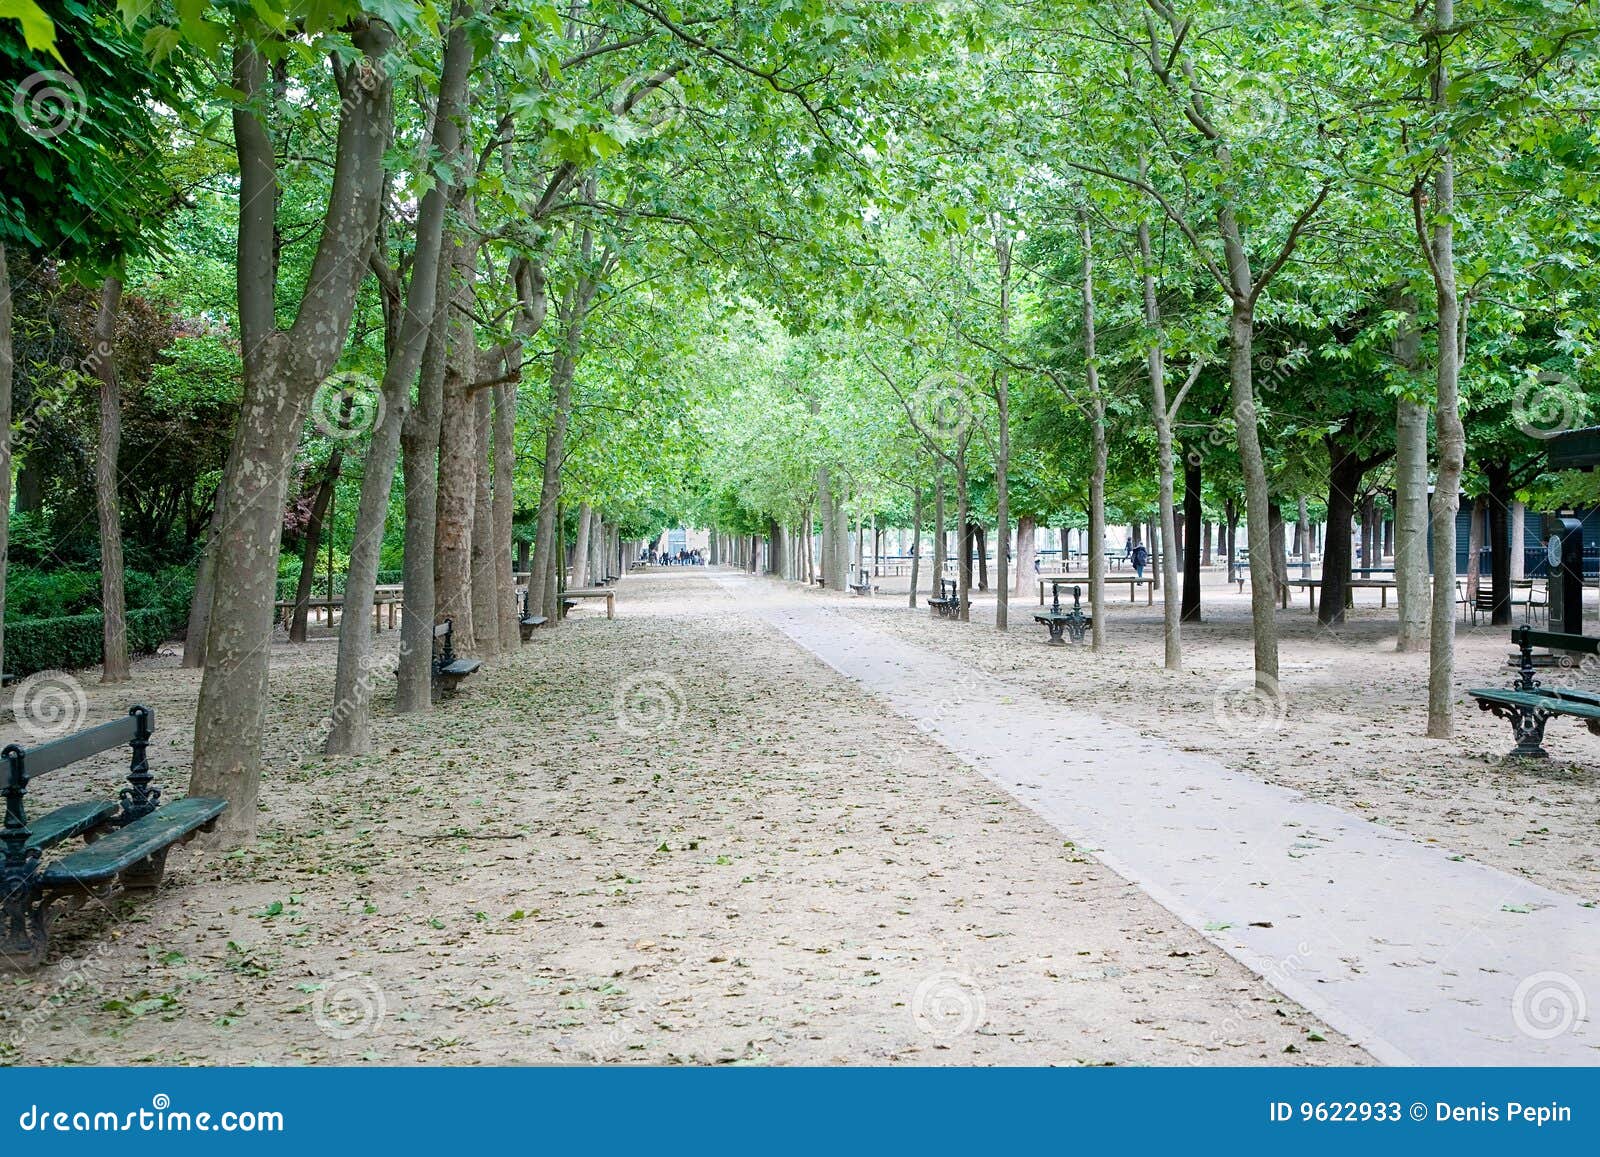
left=3, top=609, right=173, bottom=678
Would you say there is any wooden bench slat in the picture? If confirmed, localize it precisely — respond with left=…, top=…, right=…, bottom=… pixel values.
left=1468, top=688, right=1600, bottom=720
left=25, top=800, right=120, bottom=852
left=5, top=714, right=143, bottom=782
left=41, top=797, right=226, bottom=887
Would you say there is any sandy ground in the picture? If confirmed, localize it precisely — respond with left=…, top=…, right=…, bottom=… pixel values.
left=834, top=568, right=1600, bottom=902
left=0, top=571, right=1360, bottom=1066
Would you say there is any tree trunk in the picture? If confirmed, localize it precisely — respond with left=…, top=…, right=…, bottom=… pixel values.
left=931, top=480, right=946, bottom=599
left=397, top=240, right=454, bottom=712
left=1228, top=301, right=1280, bottom=689
left=435, top=239, right=480, bottom=646
left=289, top=452, right=341, bottom=643
left=1425, top=0, right=1466, bottom=738
left=955, top=463, right=971, bottom=620
left=1511, top=501, right=1526, bottom=581
left=1297, top=497, right=1311, bottom=566
left=1078, top=209, right=1108, bottom=650
left=1225, top=498, right=1238, bottom=585
left=1142, top=212, right=1183, bottom=669
left=1465, top=495, right=1484, bottom=599
left=0, top=243, right=12, bottom=678
left=92, top=276, right=130, bottom=682
left=191, top=21, right=393, bottom=842
left=183, top=488, right=224, bottom=668
left=470, top=386, right=499, bottom=655
left=571, top=506, right=593, bottom=588
left=1394, top=391, right=1430, bottom=649
left=1015, top=514, right=1036, bottom=598
left=1319, top=442, right=1362, bottom=627
left=493, top=380, right=519, bottom=647
left=1486, top=464, right=1512, bottom=626
left=1181, top=449, right=1202, bottom=623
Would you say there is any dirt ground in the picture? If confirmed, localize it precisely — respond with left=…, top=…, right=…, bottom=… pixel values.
left=842, top=568, right=1600, bottom=902
left=0, top=571, right=1361, bottom=1066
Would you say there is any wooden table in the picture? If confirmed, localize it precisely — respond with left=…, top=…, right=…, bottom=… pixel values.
left=1038, top=575, right=1154, bottom=606
left=1285, top=577, right=1399, bottom=613
left=556, top=587, right=616, bottom=619
left=276, top=593, right=403, bottom=631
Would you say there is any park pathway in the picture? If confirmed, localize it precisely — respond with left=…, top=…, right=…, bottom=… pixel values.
left=716, top=572, right=1600, bottom=1065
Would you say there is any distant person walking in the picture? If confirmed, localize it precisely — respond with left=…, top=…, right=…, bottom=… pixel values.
left=1131, top=542, right=1149, bottom=579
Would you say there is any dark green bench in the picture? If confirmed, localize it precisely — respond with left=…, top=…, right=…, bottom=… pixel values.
left=928, top=579, right=961, bottom=619
left=432, top=619, right=482, bottom=700
left=1, top=705, right=226, bottom=970
left=1034, top=583, right=1092, bottom=645
left=1469, top=626, right=1600, bottom=758
left=518, top=589, right=548, bottom=643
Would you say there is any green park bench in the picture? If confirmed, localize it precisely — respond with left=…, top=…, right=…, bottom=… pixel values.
left=1, top=706, right=226, bottom=970
left=518, top=589, right=548, bottom=643
left=1469, top=625, right=1600, bottom=758
left=928, top=579, right=961, bottom=619
left=1034, top=583, right=1092, bottom=645
left=432, top=619, right=482, bottom=701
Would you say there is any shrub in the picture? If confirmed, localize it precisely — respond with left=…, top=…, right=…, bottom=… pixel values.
left=3, top=609, right=172, bottom=677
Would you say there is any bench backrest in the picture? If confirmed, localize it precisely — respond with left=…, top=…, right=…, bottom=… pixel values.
left=2, top=706, right=152, bottom=786
left=1517, top=625, right=1600, bottom=656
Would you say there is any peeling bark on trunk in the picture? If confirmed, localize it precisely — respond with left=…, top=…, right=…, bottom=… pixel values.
left=0, top=243, right=12, bottom=677
left=470, top=385, right=499, bottom=656
left=436, top=238, right=480, bottom=648
left=1423, top=0, right=1466, bottom=737
left=493, top=380, right=519, bottom=648
left=92, top=276, right=130, bottom=683
left=1014, top=514, right=1036, bottom=598
left=572, top=504, right=594, bottom=589
left=190, top=20, right=394, bottom=841
left=397, top=246, right=453, bottom=713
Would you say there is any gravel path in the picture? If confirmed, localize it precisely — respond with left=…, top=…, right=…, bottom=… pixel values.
left=0, top=570, right=1356, bottom=1065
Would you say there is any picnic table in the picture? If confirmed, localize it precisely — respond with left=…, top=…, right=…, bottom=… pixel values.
left=1234, top=562, right=1392, bottom=593
left=1038, top=575, right=1153, bottom=606
left=1282, top=577, right=1399, bottom=613
left=276, top=592, right=404, bottom=631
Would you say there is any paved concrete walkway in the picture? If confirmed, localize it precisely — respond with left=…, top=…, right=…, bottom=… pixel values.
left=719, top=574, right=1599, bottom=1065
